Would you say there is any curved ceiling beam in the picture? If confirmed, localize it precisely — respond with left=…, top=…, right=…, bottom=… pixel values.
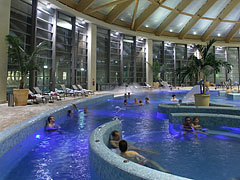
left=105, top=0, right=134, bottom=24
left=225, top=23, right=240, bottom=43
left=131, top=0, right=139, bottom=30
left=155, top=0, right=193, bottom=36
left=76, top=0, right=95, bottom=12
left=201, top=0, right=240, bottom=42
left=85, top=0, right=129, bottom=14
left=133, top=0, right=166, bottom=31
left=178, top=0, right=218, bottom=40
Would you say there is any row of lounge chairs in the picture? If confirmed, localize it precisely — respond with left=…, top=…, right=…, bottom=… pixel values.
left=28, top=84, right=94, bottom=104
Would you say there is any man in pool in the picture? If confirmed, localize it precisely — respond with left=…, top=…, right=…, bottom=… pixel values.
left=171, top=94, right=178, bottom=101
left=124, top=99, right=128, bottom=105
left=119, top=140, right=169, bottom=173
left=110, top=130, right=157, bottom=155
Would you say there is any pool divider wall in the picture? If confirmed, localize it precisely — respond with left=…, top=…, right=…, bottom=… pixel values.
left=0, top=94, right=113, bottom=180
left=89, top=120, right=192, bottom=180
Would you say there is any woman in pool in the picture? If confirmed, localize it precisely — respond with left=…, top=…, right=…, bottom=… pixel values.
left=171, top=94, right=178, bottom=101
left=119, top=140, right=169, bottom=173
left=192, top=117, right=208, bottom=134
left=46, top=116, right=60, bottom=132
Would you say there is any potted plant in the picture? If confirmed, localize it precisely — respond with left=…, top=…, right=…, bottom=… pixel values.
left=6, top=35, right=47, bottom=106
left=178, top=39, right=232, bottom=106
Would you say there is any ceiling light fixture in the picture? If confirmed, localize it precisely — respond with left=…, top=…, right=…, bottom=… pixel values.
left=193, top=31, right=197, bottom=35
left=217, top=33, right=221, bottom=37
left=115, top=32, right=119, bottom=35
left=169, top=29, right=173, bottom=32
left=145, top=25, right=149, bottom=28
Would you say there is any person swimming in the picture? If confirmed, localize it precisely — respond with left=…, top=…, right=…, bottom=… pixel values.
left=181, top=117, right=197, bottom=137
left=68, top=110, right=74, bottom=116
left=46, top=116, right=60, bottom=132
left=145, top=97, right=150, bottom=104
left=171, top=94, right=178, bottom=101
left=83, top=106, right=87, bottom=114
left=139, top=100, right=144, bottom=106
left=119, top=140, right=169, bottom=173
left=127, top=92, right=131, bottom=97
left=109, top=130, right=157, bottom=154
left=124, top=99, right=128, bottom=105
left=192, top=117, right=202, bottom=130
left=134, top=98, right=138, bottom=104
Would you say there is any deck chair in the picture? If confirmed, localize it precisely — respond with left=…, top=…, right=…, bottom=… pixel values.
left=77, top=84, right=94, bottom=95
left=30, top=89, right=47, bottom=103
left=72, top=85, right=84, bottom=96
left=60, top=84, right=78, bottom=97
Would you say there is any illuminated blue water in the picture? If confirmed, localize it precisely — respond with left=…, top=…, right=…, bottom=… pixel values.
left=4, top=91, right=240, bottom=180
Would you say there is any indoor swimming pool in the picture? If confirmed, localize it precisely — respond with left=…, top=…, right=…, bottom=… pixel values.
left=2, top=90, right=240, bottom=180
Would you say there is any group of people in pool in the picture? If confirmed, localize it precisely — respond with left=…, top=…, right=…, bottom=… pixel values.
left=123, top=93, right=150, bottom=106
left=181, top=116, right=207, bottom=136
left=45, top=104, right=88, bottom=132
left=109, top=130, right=170, bottom=173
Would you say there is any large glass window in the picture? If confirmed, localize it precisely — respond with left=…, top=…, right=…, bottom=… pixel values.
left=96, top=27, right=109, bottom=85
left=152, top=41, right=164, bottom=81
left=228, top=48, right=239, bottom=84
left=75, top=20, right=88, bottom=88
left=164, top=42, right=175, bottom=85
left=123, top=35, right=134, bottom=83
left=215, top=47, right=227, bottom=84
left=8, top=0, right=32, bottom=90
left=55, top=12, right=73, bottom=88
left=136, top=37, right=146, bottom=84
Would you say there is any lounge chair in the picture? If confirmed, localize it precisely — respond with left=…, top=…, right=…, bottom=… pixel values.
left=72, top=85, right=84, bottom=96
left=29, top=90, right=46, bottom=103
left=60, top=84, right=78, bottom=97
left=77, top=84, right=94, bottom=95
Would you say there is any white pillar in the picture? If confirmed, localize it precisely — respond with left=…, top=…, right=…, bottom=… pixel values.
left=0, top=0, right=11, bottom=103
left=146, top=39, right=153, bottom=86
left=87, top=23, right=97, bottom=91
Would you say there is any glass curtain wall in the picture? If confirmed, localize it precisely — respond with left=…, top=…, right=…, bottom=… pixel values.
left=152, top=41, right=164, bottom=81
left=227, top=48, right=239, bottom=84
left=110, top=32, right=121, bottom=84
left=55, top=12, right=73, bottom=88
left=75, top=20, right=88, bottom=88
left=136, top=37, right=146, bottom=84
left=164, top=42, right=175, bottom=85
left=123, top=35, right=134, bottom=83
left=96, top=27, right=109, bottom=85
left=8, top=0, right=32, bottom=90
left=175, top=44, right=187, bottom=86
left=36, top=1, right=54, bottom=92
left=215, top=47, right=227, bottom=84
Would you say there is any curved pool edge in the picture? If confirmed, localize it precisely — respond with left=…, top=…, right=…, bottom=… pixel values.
left=0, top=94, right=114, bottom=180
left=89, top=120, right=192, bottom=180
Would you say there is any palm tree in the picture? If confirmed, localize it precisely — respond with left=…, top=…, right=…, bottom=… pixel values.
left=178, top=39, right=232, bottom=94
left=6, top=35, right=48, bottom=89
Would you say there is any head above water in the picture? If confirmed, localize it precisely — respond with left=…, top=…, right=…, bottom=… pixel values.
left=111, top=130, right=121, bottom=141
left=48, top=116, right=55, bottom=123
left=172, top=94, right=176, bottom=98
left=145, top=97, right=149, bottom=101
left=185, top=117, right=191, bottom=124
left=68, top=110, right=73, bottom=114
left=119, top=140, right=128, bottom=153
left=193, top=117, right=199, bottom=123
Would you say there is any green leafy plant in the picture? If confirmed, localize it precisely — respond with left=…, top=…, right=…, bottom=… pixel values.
left=6, top=35, right=48, bottom=89
left=147, top=61, right=166, bottom=82
left=178, top=39, right=232, bottom=94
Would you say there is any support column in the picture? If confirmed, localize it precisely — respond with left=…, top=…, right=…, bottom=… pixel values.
left=0, top=0, right=11, bottom=103
left=146, top=39, right=153, bottom=86
left=87, top=23, right=97, bottom=91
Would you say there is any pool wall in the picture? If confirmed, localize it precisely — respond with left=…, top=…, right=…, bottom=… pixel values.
left=0, top=94, right=113, bottom=180
left=89, top=120, right=192, bottom=180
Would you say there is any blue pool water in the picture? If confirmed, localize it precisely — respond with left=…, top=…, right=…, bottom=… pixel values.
left=4, top=91, right=240, bottom=180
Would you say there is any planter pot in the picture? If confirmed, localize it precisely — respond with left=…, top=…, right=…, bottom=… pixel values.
left=194, top=94, right=210, bottom=106
left=13, top=89, right=29, bottom=106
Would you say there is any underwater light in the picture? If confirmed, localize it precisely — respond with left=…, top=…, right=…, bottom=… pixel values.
left=107, top=99, right=110, bottom=101
left=35, top=134, right=41, bottom=139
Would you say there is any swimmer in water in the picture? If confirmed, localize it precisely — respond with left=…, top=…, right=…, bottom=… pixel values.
left=134, top=98, right=138, bottom=104
left=145, top=97, right=150, bottom=104
left=192, top=117, right=208, bottom=135
left=68, top=110, right=74, bottom=116
left=109, top=131, right=157, bottom=155
left=181, top=117, right=197, bottom=137
left=124, top=99, right=128, bottom=105
left=171, top=94, right=178, bottom=101
left=84, top=106, right=87, bottom=114
left=119, top=140, right=169, bottom=173
left=46, top=116, right=60, bottom=132
left=127, top=92, right=131, bottom=97
left=139, top=100, right=144, bottom=106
